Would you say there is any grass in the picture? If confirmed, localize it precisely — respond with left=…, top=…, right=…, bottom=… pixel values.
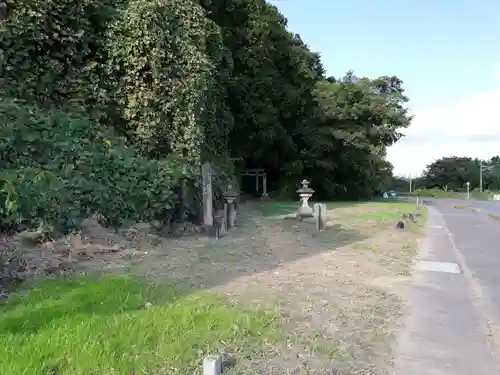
left=353, top=205, right=408, bottom=221
left=415, top=190, right=494, bottom=201
left=255, top=199, right=410, bottom=218
left=342, top=201, right=427, bottom=233
left=0, top=199, right=429, bottom=375
left=0, top=276, right=282, bottom=375
left=257, top=201, right=300, bottom=217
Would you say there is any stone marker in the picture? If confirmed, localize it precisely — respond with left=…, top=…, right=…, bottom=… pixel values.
left=415, top=196, right=421, bottom=216
left=262, top=173, right=268, bottom=198
left=203, top=354, right=222, bottom=375
left=214, top=211, right=223, bottom=239
left=229, top=204, right=236, bottom=228
left=202, top=162, right=217, bottom=237
left=313, top=203, right=327, bottom=231
left=383, top=192, right=388, bottom=199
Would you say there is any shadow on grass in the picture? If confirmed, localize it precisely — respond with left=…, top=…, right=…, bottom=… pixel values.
left=168, top=201, right=370, bottom=291
left=0, top=198, right=426, bottom=374
left=257, top=201, right=300, bottom=217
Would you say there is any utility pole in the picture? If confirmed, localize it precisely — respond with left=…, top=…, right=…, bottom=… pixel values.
left=408, top=174, right=413, bottom=193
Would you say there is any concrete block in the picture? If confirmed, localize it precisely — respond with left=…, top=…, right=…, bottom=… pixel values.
left=203, top=354, right=222, bottom=375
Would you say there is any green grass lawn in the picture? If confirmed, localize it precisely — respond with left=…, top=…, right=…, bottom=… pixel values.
left=0, top=276, right=281, bottom=375
left=255, top=200, right=366, bottom=217
left=256, top=199, right=427, bottom=236
left=256, top=199, right=420, bottom=218
left=351, top=202, right=417, bottom=220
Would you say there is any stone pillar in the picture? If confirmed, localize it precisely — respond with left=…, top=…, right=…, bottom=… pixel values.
left=203, top=355, right=222, bottom=375
left=262, top=173, right=268, bottom=197
left=314, top=203, right=327, bottom=231
left=255, top=174, right=259, bottom=193
left=202, top=162, right=216, bottom=237
left=221, top=206, right=228, bottom=234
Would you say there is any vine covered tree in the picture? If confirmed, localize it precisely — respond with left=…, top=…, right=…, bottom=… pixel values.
left=0, top=0, right=414, bottom=231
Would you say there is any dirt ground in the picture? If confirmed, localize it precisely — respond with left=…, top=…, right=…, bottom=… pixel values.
left=0, top=200, right=425, bottom=375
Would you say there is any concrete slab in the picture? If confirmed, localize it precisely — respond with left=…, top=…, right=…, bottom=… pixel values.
left=415, top=260, right=461, bottom=274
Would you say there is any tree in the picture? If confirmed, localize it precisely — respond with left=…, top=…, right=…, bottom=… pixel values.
left=423, top=157, right=479, bottom=191
left=302, top=72, right=412, bottom=198
left=1, top=0, right=413, bottom=216
left=389, top=176, right=411, bottom=192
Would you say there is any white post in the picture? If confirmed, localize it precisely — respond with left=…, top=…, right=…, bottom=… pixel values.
left=255, top=174, right=259, bottom=193
left=203, top=355, right=222, bottom=375
left=262, top=173, right=268, bottom=197
left=466, top=181, right=470, bottom=199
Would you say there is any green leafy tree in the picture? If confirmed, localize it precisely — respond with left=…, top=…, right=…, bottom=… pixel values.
left=0, top=0, right=415, bottom=234
left=105, top=0, right=215, bottom=161
left=423, top=157, right=479, bottom=191
left=303, top=73, right=411, bottom=198
left=0, top=0, right=123, bottom=114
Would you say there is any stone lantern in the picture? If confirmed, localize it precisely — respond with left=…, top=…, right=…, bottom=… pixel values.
left=296, top=179, right=314, bottom=217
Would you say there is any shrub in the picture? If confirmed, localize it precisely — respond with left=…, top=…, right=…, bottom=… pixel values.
left=0, top=98, right=198, bottom=234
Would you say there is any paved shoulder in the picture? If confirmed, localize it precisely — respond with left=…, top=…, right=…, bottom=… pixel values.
left=393, top=205, right=499, bottom=375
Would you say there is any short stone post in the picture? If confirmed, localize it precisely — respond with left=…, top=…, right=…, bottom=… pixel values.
left=415, top=196, right=421, bottom=216
left=296, top=179, right=315, bottom=218
left=223, top=201, right=229, bottom=231
left=255, top=174, right=259, bottom=193
left=262, top=173, right=268, bottom=197
left=203, top=354, right=222, bottom=375
left=214, top=211, right=225, bottom=239
left=223, top=185, right=238, bottom=229
left=314, top=203, right=327, bottom=231
left=202, top=162, right=216, bottom=237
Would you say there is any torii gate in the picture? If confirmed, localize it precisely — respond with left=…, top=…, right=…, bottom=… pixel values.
left=242, top=168, right=268, bottom=197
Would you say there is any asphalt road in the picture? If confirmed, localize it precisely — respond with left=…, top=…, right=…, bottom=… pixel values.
left=393, top=199, right=500, bottom=374
left=467, top=199, right=500, bottom=216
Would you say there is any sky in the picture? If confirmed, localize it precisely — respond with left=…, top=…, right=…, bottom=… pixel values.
left=268, top=0, right=500, bottom=176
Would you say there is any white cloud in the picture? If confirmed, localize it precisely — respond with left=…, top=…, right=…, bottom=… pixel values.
left=387, top=88, right=500, bottom=176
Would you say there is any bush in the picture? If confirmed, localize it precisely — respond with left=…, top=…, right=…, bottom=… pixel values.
left=0, top=98, right=198, bottom=234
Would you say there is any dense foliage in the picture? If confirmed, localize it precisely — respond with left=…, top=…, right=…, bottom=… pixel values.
left=0, top=99, right=196, bottom=233
left=0, top=0, right=413, bottom=232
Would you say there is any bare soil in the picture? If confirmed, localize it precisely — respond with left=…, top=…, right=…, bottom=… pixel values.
left=0, top=200, right=424, bottom=375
